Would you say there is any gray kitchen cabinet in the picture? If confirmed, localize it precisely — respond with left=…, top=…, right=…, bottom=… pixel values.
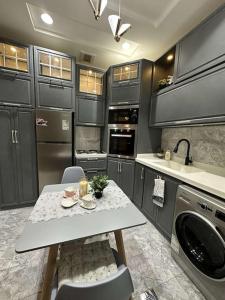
left=0, top=107, right=37, bottom=209
left=133, top=163, right=145, bottom=208
left=142, top=167, right=157, bottom=223
left=76, top=157, right=107, bottom=180
left=0, top=40, right=34, bottom=107
left=175, top=5, right=225, bottom=83
left=36, top=81, right=74, bottom=109
left=0, top=107, right=18, bottom=208
left=76, top=97, right=104, bottom=126
left=150, top=65, right=225, bottom=126
left=107, top=158, right=119, bottom=185
left=85, top=170, right=107, bottom=180
left=34, top=46, right=75, bottom=110
left=107, top=158, right=134, bottom=199
left=111, top=83, right=140, bottom=105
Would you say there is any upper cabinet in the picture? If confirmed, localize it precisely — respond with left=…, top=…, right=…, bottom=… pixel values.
left=109, top=60, right=142, bottom=105
left=0, top=40, right=35, bottom=107
left=34, top=46, right=75, bottom=110
left=76, top=64, right=105, bottom=100
left=175, top=6, right=225, bottom=83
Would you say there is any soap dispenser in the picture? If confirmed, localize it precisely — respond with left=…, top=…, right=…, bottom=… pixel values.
left=165, top=150, right=171, bottom=161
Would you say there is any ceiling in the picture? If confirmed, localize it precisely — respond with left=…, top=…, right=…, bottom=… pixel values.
left=0, top=0, right=225, bottom=69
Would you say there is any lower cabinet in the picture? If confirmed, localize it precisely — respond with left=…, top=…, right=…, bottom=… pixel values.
left=76, top=97, right=104, bottom=126
left=133, top=163, right=179, bottom=240
left=76, top=157, right=107, bottom=180
left=0, top=106, right=37, bottom=209
left=107, top=158, right=134, bottom=200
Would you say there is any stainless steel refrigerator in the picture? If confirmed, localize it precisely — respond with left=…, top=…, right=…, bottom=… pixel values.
left=36, top=109, right=72, bottom=193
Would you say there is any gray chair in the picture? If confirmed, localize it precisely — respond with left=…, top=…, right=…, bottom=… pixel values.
left=61, top=166, right=85, bottom=184
left=52, top=242, right=134, bottom=300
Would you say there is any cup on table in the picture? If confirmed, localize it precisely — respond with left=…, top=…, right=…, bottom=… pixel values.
left=82, top=194, right=94, bottom=208
left=64, top=186, right=75, bottom=198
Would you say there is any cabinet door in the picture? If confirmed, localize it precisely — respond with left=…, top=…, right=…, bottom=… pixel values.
left=110, top=83, right=140, bottom=105
left=151, top=67, right=225, bottom=126
left=107, top=158, right=119, bottom=185
left=76, top=158, right=107, bottom=171
left=77, top=98, right=104, bottom=126
left=36, top=81, right=74, bottom=109
left=142, top=168, right=156, bottom=222
left=15, top=109, right=38, bottom=205
left=156, top=177, right=178, bottom=240
left=133, top=163, right=145, bottom=208
left=0, top=73, right=34, bottom=107
left=175, top=7, right=225, bottom=82
left=85, top=170, right=107, bottom=180
left=120, top=160, right=134, bottom=200
left=0, top=107, right=18, bottom=208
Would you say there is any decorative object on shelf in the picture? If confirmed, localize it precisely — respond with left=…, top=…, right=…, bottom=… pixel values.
left=158, top=75, right=174, bottom=90
left=79, top=177, right=88, bottom=198
left=89, top=0, right=108, bottom=20
left=90, top=175, right=108, bottom=198
left=108, top=0, right=131, bottom=42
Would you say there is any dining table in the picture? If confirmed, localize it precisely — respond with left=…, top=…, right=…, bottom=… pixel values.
left=16, top=180, right=146, bottom=300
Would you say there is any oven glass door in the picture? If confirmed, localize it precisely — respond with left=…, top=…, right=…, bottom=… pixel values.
left=108, top=109, right=138, bottom=124
left=109, top=129, right=135, bottom=157
left=176, top=212, right=225, bottom=279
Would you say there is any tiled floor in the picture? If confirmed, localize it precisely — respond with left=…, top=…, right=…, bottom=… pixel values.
left=0, top=207, right=205, bottom=300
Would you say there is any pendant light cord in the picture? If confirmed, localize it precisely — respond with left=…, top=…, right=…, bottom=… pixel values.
left=119, top=0, right=121, bottom=17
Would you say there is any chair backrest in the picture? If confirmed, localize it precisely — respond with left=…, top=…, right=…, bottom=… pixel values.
left=56, top=266, right=134, bottom=300
left=61, top=167, right=85, bottom=184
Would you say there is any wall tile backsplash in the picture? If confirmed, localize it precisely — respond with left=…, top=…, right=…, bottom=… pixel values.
left=161, top=126, right=225, bottom=168
left=75, top=126, right=101, bottom=150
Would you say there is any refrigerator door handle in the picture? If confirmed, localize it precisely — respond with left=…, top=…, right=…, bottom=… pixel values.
left=15, top=130, right=19, bottom=144
left=11, top=130, right=15, bottom=144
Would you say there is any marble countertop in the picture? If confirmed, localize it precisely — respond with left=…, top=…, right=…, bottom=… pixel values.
left=136, top=154, right=225, bottom=200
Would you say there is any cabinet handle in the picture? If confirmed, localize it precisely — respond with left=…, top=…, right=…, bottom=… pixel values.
left=86, top=170, right=97, bottom=173
left=11, top=130, right=15, bottom=144
left=14, top=130, right=18, bottom=143
left=49, top=83, right=64, bottom=89
left=3, top=102, right=21, bottom=107
left=87, top=158, right=98, bottom=161
left=117, top=101, right=129, bottom=104
left=120, top=162, right=122, bottom=173
left=141, top=168, right=144, bottom=180
left=117, top=162, right=120, bottom=173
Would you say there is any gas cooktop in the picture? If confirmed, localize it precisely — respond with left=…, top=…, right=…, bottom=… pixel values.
left=75, top=150, right=107, bottom=158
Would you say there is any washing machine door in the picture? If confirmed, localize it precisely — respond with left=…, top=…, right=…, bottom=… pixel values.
left=176, top=211, right=225, bottom=280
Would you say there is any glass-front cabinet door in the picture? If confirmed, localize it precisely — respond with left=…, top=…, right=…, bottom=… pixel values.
left=78, top=67, right=104, bottom=97
left=38, top=51, right=72, bottom=81
left=0, top=42, right=29, bottom=73
left=112, top=62, right=139, bottom=83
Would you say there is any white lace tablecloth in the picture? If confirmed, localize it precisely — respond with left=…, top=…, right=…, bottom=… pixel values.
left=29, top=180, right=130, bottom=223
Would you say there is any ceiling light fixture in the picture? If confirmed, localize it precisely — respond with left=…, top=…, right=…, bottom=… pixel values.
left=167, top=54, right=174, bottom=61
left=41, top=13, right=53, bottom=25
left=108, top=0, right=131, bottom=42
left=89, top=0, right=108, bottom=20
left=122, top=42, right=130, bottom=50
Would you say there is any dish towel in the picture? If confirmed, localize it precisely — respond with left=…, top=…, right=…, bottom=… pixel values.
left=152, top=178, right=165, bottom=207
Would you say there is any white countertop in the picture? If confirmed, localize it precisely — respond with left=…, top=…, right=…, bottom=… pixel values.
left=136, top=154, right=225, bottom=200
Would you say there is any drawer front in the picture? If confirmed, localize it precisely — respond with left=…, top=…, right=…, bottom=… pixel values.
left=85, top=170, right=107, bottom=180
left=77, top=98, right=104, bottom=125
left=176, top=7, right=225, bottom=82
left=37, top=82, right=74, bottom=109
left=0, top=75, right=34, bottom=107
left=111, top=83, right=140, bottom=105
left=76, top=158, right=107, bottom=170
left=152, top=67, right=225, bottom=125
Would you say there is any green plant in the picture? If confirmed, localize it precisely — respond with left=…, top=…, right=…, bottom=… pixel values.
left=90, top=175, right=108, bottom=192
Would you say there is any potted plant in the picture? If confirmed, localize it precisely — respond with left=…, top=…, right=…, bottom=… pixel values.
left=90, top=175, right=108, bottom=199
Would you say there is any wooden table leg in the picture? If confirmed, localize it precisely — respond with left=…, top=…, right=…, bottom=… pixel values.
left=114, top=230, right=127, bottom=266
left=41, top=245, right=59, bottom=300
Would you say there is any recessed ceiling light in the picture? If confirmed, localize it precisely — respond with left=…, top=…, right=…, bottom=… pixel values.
left=41, top=13, right=53, bottom=25
left=167, top=54, right=174, bottom=61
left=122, top=42, right=130, bottom=50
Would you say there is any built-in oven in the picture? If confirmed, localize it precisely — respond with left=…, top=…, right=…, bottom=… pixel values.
left=108, top=124, right=137, bottom=159
left=108, top=105, right=139, bottom=125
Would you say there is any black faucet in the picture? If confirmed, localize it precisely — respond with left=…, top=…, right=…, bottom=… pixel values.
left=173, top=139, right=192, bottom=165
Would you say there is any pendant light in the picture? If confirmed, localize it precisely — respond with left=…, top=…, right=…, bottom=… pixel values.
left=108, top=0, right=131, bottom=42
left=89, top=0, right=108, bottom=20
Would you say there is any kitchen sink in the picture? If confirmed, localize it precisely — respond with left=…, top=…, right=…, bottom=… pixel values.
left=154, top=160, right=201, bottom=174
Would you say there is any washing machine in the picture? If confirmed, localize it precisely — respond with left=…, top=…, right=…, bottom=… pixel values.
left=171, top=185, right=225, bottom=300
